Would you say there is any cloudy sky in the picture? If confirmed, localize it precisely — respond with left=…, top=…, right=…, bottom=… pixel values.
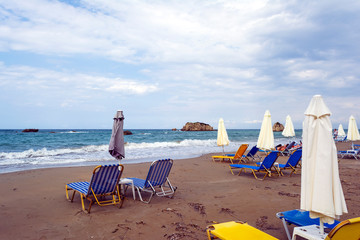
left=1, top=0, right=360, bottom=129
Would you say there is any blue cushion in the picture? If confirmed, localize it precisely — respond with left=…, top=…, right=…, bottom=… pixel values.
left=229, top=164, right=260, bottom=170
left=279, top=210, right=340, bottom=229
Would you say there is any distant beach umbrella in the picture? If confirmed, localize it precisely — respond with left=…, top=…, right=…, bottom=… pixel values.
left=217, top=118, right=229, bottom=154
left=337, top=124, right=346, bottom=137
left=347, top=115, right=360, bottom=141
left=282, top=115, right=295, bottom=137
left=109, top=110, right=125, bottom=160
left=257, top=110, right=274, bottom=150
left=301, top=95, right=347, bottom=234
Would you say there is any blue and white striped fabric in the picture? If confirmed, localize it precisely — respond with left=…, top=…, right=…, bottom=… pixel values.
left=67, top=164, right=121, bottom=196
left=129, top=159, right=173, bottom=189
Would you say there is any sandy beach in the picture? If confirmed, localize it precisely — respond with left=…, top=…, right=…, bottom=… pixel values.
left=0, top=141, right=359, bottom=240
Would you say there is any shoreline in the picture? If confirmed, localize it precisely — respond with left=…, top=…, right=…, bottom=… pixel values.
left=0, top=129, right=303, bottom=174
left=0, top=141, right=359, bottom=239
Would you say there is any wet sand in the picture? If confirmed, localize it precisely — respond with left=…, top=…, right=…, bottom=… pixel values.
left=0, top=140, right=359, bottom=239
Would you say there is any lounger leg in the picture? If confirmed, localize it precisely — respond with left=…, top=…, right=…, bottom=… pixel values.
left=229, top=166, right=236, bottom=175
left=87, top=200, right=94, bottom=213
left=65, top=185, right=70, bottom=201
left=206, top=229, right=213, bottom=240
left=71, top=191, right=76, bottom=202
left=290, top=167, right=296, bottom=177
left=262, top=172, right=269, bottom=180
left=274, top=166, right=282, bottom=176
left=251, top=170, right=258, bottom=180
left=65, top=186, right=76, bottom=202
left=80, top=194, right=87, bottom=213
left=116, top=186, right=125, bottom=208
left=238, top=168, right=245, bottom=176
left=282, top=218, right=292, bottom=240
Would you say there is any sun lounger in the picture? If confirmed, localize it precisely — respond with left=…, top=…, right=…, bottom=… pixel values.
left=335, top=136, right=347, bottom=142
left=65, top=164, right=124, bottom=213
left=243, top=145, right=262, bottom=161
left=277, top=149, right=302, bottom=176
left=279, top=141, right=296, bottom=156
left=324, top=217, right=360, bottom=239
left=352, top=143, right=360, bottom=150
left=292, top=216, right=360, bottom=240
left=125, top=159, right=176, bottom=203
left=229, top=151, right=280, bottom=180
left=276, top=209, right=340, bottom=240
left=212, top=144, right=249, bottom=164
left=206, top=221, right=279, bottom=240
left=338, top=148, right=360, bottom=160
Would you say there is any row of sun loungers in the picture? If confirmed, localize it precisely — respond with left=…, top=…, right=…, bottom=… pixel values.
left=210, top=145, right=360, bottom=239
left=65, top=159, right=177, bottom=213
left=213, top=144, right=302, bottom=180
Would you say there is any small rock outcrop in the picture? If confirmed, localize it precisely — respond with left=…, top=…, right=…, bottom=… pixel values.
left=124, top=130, right=133, bottom=135
left=273, top=122, right=284, bottom=132
left=22, top=129, right=39, bottom=132
left=181, top=122, right=214, bottom=131
left=172, top=128, right=177, bottom=131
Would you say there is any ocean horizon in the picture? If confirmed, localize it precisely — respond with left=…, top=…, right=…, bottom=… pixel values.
left=0, top=129, right=303, bottom=174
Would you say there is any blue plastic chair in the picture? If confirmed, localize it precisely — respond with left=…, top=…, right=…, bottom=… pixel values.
left=276, top=209, right=340, bottom=240
left=66, top=164, right=124, bottom=213
left=126, top=159, right=176, bottom=203
left=278, top=149, right=302, bottom=176
left=229, top=151, right=280, bottom=180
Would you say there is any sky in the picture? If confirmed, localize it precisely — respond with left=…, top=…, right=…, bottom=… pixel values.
left=1, top=0, right=360, bottom=129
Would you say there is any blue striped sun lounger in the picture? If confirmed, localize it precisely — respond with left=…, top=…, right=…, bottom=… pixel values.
left=125, top=159, right=177, bottom=203
left=66, top=164, right=124, bottom=213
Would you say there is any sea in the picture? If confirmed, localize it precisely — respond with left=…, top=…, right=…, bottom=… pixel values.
left=0, top=129, right=303, bottom=174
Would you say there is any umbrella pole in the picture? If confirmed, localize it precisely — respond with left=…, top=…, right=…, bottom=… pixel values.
left=222, top=145, right=225, bottom=155
left=319, top=218, right=324, bottom=235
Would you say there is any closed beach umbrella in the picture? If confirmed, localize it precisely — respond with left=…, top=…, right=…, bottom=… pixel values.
left=337, top=124, right=346, bottom=137
left=347, top=115, right=360, bottom=141
left=282, top=115, right=295, bottom=137
left=217, top=118, right=229, bottom=153
left=301, top=95, right=347, bottom=234
left=109, top=110, right=125, bottom=160
left=257, top=110, right=274, bottom=150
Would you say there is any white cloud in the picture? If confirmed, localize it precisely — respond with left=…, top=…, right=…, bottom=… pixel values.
left=290, top=69, right=328, bottom=80
left=244, top=120, right=262, bottom=124
left=0, top=0, right=360, bottom=128
left=105, top=80, right=158, bottom=94
left=0, top=62, right=158, bottom=98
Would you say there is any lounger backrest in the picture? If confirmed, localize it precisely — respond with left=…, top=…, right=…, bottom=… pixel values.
left=247, top=146, right=259, bottom=157
left=234, top=144, right=249, bottom=159
left=326, top=217, right=360, bottom=240
left=144, top=159, right=173, bottom=188
left=259, top=151, right=279, bottom=170
left=285, top=149, right=302, bottom=167
left=285, top=142, right=295, bottom=151
left=88, top=164, right=123, bottom=195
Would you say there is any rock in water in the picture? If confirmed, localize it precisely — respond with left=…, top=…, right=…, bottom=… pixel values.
left=181, top=122, right=214, bottom=131
left=273, top=122, right=284, bottom=132
left=22, top=129, right=39, bottom=132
